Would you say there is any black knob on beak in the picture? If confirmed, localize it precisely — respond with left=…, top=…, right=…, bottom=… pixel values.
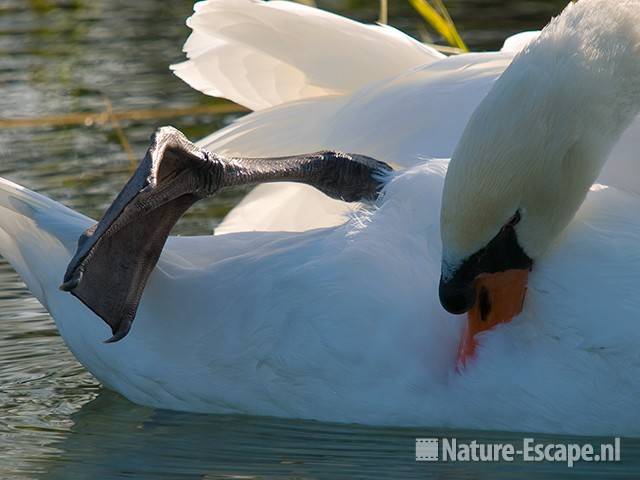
left=439, top=275, right=476, bottom=314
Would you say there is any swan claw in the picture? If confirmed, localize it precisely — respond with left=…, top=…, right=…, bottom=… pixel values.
left=59, top=268, right=82, bottom=292
left=104, top=318, right=133, bottom=344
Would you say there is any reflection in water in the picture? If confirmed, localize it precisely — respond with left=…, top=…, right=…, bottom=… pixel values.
left=34, top=390, right=640, bottom=479
left=41, top=391, right=430, bottom=479
left=2, top=0, right=638, bottom=478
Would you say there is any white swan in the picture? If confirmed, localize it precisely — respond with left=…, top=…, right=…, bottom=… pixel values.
left=1, top=0, right=640, bottom=435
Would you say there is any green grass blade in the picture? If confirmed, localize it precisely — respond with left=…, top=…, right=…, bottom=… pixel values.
left=409, top=0, right=468, bottom=52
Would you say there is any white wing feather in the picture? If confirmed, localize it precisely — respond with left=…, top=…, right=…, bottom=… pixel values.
left=171, top=0, right=444, bottom=110
left=203, top=52, right=513, bottom=234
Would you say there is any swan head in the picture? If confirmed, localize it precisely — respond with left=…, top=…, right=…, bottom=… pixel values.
left=439, top=0, right=640, bottom=362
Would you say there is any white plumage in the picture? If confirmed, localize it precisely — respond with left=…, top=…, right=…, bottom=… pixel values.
left=171, top=0, right=443, bottom=110
left=1, top=0, right=640, bottom=434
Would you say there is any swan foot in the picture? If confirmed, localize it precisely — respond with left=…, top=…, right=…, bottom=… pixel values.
left=61, top=126, right=392, bottom=341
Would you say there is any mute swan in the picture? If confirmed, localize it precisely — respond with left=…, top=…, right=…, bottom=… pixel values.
left=1, top=0, right=640, bottom=434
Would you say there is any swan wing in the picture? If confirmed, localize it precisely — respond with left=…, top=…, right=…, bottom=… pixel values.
left=500, top=31, right=540, bottom=52
left=171, top=0, right=443, bottom=111
left=598, top=116, right=640, bottom=196
left=205, top=52, right=513, bottom=234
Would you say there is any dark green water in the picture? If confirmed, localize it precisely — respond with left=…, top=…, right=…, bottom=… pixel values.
left=2, top=0, right=639, bottom=478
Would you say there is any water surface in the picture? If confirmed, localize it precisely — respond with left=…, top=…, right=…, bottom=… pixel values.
left=2, top=0, right=638, bottom=478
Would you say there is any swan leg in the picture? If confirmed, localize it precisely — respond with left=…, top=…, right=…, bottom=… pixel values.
left=61, top=126, right=392, bottom=342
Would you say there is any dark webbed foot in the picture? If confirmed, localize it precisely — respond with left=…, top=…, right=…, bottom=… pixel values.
left=61, top=127, right=222, bottom=342
left=61, top=126, right=393, bottom=341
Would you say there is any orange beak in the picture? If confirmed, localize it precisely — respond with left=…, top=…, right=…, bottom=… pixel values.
left=456, top=269, right=529, bottom=369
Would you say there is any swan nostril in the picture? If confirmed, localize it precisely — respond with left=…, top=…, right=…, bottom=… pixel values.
left=478, top=286, right=491, bottom=322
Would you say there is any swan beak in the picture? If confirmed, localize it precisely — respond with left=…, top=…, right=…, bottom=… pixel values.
left=456, top=269, right=529, bottom=369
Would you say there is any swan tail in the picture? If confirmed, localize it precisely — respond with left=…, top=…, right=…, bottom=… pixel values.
left=170, top=0, right=443, bottom=111
left=0, top=177, right=91, bottom=308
